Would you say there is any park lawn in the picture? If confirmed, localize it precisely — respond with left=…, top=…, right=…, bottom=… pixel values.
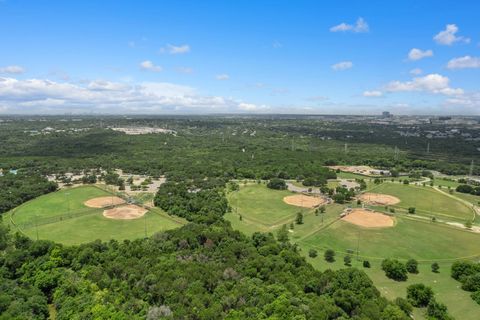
left=434, top=178, right=461, bottom=188
left=454, top=191, right=480, bottom=206
left=225, top=201, right=344, bottom=236
left=227, top=184, right=305, bottom=226
left=297, top=216, right=480, bottom=261
left=303, top=255, right=480, bottom=320
left=9, top=185, right=111, bottom=225
left=368, top=183, right=473, bottom=222
left=20, top=208, right=185, bottom=245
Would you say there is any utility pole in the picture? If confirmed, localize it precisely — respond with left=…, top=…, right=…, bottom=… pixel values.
left=426, top=142, right=430, bottom=154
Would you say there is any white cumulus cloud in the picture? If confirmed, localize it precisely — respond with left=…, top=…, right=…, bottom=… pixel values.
left=408, top=48, right=433, bottom=61
left=0, top=77, right=265, bottom=114
left=447, top=56, right=480, bottom=69
left=331, top=61, right=353, bottom=71
left=330, top=17, right=369, bottom=33
left=434, top=24, right=470, bottom=45
left=386, top=74, right=463, bottom=96
left=363, top=90, right=383, bottom=97
left=0, top=65, right=25, bottom=74
left=139, top=60, right=162, bottom=72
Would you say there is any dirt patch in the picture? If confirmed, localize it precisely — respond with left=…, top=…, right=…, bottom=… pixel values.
left=103, top=204, right=148, bottom=220
left=84, top=196, right=126, bottom=208
left=342, top=208, right=395, bottom=228
left=358, top=193, right=400, bottom=206
left=283, top=194, right=327, bottom=208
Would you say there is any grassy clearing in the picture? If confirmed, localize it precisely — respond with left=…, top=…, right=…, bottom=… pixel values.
left=7, top=185, right=185, bottom=245
left=454, top=192, right=480, bottom=206
left=227, top=184, right=306, bottom=226
left=299, top=216, right=480, bottom=261
left=434, top=178, right=461, bottom=188
left=367, top=183, right=473, bottom=222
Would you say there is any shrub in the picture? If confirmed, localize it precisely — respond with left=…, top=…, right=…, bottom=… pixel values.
left=427, top=299, right=451, bottom=320
left=406, top=259, right=418, bottom=274
left=267, top=178, right=287, bottom=190
left=408, top=207, right=416, bottom=214
left=308, top=249, right=318, bottom=258
left=363, top=260, right=371, bottom=268
left=431, top=262, right=439, bottom=273
left=324, top=249, right=335, bottom=262
left=381, top=259, right=408, bottom=281
left=461, top=273, right=480, bottom=292
left=344, top=255, right=352, bottom=266
left=406, top=283, right=434, bottom=307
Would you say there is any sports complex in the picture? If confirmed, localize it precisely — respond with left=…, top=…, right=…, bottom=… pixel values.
left=225, top=174, right=480, bottom=320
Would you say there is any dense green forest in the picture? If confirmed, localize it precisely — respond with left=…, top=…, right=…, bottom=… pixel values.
left=0, top=220, right=416, bottom=319
left=0, top=116, right=478, bottom=179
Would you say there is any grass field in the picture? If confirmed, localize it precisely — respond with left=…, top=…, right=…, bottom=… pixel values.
left=434, top=178, right=461, bottom=188
left=367, top=182, right=474, bottom=222
left=7, top=185, right=186, bottom=245
left=226, top=183, right=480, bottom=319
left=227, top=184, right=307, bottom=226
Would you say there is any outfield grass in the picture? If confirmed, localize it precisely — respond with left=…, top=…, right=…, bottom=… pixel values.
left=10, top=186, right=111, bottom=225
left=7, top=185, right=186, bottom=244
left=227, top=184, right=306, bottom=226
left=367, top=183, right=474, bottom=222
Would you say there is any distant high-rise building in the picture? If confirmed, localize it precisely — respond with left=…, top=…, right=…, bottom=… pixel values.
left=382, top=111, right=392, bottom=118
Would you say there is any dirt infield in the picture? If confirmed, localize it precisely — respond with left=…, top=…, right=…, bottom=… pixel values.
left=103, top=204, right=148, bottom=220
left=283, top=195, right=327, bottom=208
left=358, top=193, right=400, bottom=206
left=342, top=208, right=395, bottom=228
left=84, top=196, right=126, bottom=208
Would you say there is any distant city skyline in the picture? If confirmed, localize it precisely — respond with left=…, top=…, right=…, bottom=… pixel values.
left=0, top=0, right=479, bottom=115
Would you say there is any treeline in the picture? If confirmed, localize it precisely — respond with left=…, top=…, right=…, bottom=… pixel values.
left=456, top=184, right=480, bottom=196
left=0, top=221, right=415, bottom=319
left=0, top=172, right=57, bottom=214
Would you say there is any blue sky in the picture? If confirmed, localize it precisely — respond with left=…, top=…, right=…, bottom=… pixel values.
left=0, top=0, right=479, bottom=115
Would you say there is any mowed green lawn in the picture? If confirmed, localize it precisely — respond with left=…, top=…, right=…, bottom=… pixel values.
left=299, top=216, right=480, bottom=261
left=368, top=183, right=473, bottom=222
left=20, top=208, right=183, bottom=245
left=10, top=186, right=111, bottom=225
left=227, top=184, right=305, bottom=226
left=7, top=185, right=185, bottom=245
